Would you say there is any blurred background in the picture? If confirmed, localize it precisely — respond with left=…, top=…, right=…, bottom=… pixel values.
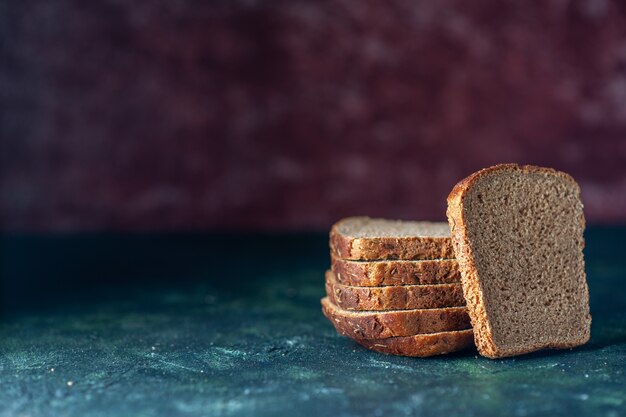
left=2, top=0, right=626, bottom=232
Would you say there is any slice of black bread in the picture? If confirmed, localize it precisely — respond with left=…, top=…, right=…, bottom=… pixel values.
left=356, top=329, right=474, bottom=357
left=331, top=255, right=460, bottom=286
left=447, top=164, right=591, bottom=358
left=325, top=270, right=465, bottom=310
left=321, top=297, right=471, bottom=339
left=330, top=217, right=454, bottom=260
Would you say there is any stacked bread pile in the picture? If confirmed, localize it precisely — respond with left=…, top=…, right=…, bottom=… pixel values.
left=322, top=164, right=592, bottom=359
left=321, top=217, right=475, bottom=357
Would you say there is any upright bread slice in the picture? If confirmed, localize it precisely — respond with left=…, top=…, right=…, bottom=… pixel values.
left=331, top=256, right=460, bottom=286
left=330, top=217, right=454, bottom=260
left=321, top=297, right=471, bottom=339
left=325, top=270, right=465, bottom=310
left=356, top=329, right=474, bottom=357
left=447, top=164, right=591, bottom=358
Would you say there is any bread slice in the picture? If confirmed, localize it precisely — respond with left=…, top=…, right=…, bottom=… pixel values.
left=330, top=217, right=454, bottom=260
left=447, top=164, right=591, bottom=358
left=321, top=297, right=471, bottom=339
left=331, top=255, right=460, bottom=286
left=325, top=270, right=465, bottom=311
left=356, top=329, right=474, bottom=357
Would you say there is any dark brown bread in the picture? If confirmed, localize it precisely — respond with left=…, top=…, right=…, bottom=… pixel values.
left=325, top=270, right=465, bottom=310
left=321, top=297, right=471, bottom=339
left=330, top=217, right=454, bottom=260
left=447, top=164, right=591, bottom=358
left=331, top=255, right=460, bottom=286
left=356, top=330, right=474, bottom=357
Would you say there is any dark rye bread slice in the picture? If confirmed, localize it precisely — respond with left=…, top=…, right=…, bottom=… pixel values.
left=331, top=255, right=460, bottom=286
left=447, top=164, right=591, bottom=359
left=356, top=329, right=474, bottom=357
left=330, top=217, right=454, bottom=260
left=321, top=297, right=471, bottom=339
left=325, top=270, right=465, bottom=310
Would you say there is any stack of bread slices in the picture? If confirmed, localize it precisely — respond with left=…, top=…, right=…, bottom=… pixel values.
left=321, top=217, right=475, bottom=357
left=321, top=164, right=592, bottom=359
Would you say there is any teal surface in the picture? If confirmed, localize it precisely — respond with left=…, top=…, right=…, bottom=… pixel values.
left=0, top=228, right=625, bottom=417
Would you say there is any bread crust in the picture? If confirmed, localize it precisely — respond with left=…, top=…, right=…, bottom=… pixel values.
left=330, top=221, right=454, bottom=260
left=446, top=163, right=591, bottom=358
left=356, top=329, right=474, bottom=357
left=325, top=270, right=465, bottom=311
left=331, top=255, right=460, bottom=286
left=321, top=297, right=471, bottom=339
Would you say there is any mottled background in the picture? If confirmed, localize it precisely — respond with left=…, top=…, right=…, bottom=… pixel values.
left=2, top=0, right=626, bottom=231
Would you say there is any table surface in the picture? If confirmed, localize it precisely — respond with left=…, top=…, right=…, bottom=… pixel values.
left=0, top=228, right=625, bottom=417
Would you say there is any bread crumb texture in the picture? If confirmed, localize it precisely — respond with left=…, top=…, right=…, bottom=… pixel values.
left=447, top=164, right=591, bottom=358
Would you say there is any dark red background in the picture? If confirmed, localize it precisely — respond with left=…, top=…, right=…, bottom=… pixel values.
left=2, top=0, right=626, bottom=231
